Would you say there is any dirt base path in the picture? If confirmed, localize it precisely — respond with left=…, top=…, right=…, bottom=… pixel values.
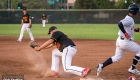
left=0, top=37, right=140, bottom=80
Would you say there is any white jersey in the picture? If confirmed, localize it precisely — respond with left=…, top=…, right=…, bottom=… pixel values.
left=118, top=15, right=135, bottom=40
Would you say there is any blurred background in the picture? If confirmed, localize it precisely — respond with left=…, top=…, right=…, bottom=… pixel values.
left=0, top=0, right=140, bottom=24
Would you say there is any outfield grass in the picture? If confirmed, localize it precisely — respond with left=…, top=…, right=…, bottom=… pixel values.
left=0, top=24, right=140, bottom=40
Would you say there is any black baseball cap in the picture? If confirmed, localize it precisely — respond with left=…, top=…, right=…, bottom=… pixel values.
left=48, top=26, right=57, bottom=34
left=23, top=7, right=27, bottom=10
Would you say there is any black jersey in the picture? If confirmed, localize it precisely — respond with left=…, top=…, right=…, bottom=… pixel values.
left=51, top=31, right=76, bottom=52
left=22, top=13, right=31, bottom=23
left=42, top=15, right=47, bottom=20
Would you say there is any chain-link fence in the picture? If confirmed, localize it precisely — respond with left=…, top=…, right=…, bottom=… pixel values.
left=0, top=9, right=140, bottom=24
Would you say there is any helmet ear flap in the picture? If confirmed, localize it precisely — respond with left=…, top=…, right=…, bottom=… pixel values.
left=129, top=8, right=136, bottom=15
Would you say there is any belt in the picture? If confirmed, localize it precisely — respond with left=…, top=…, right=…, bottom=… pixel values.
left=120, top=36, right=124, bottom=40
left=69, top=45, right=76, bottom=48
left=120, top=36, right=132, bottom=41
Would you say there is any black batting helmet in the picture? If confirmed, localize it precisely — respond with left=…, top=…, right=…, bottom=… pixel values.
left=128, top=4, right=140, bottom=15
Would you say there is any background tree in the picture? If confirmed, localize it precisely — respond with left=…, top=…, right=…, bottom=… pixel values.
left=94, top=0, right=115, bottom=9
left=0, top=0, right=51, bottom=9
left=73, top=0, right=96, bottom=9
left=133, top=0, right=140, bottom=5
left=114, top=0, right=132, bottom=9
left=0, top=0, right=7, bottom=9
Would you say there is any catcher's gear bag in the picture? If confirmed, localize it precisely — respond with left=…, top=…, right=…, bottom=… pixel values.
left=30, top=43, right=39, bottom=48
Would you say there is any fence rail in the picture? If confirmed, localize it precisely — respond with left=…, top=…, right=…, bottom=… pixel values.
left=0, top=9, right=140, bottom=24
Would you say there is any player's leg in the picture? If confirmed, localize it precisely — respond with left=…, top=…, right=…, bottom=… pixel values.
left=26, top=24, right=34, bottom=42
left=97, top=46, right=125, bottom=76
left=44, top=20, right=46, bottom=27
left=44, top=48, right=62, bottom=77
left=97, top=38, right=125, bottom=76
left=42, top=20, right=43, bottom=27
left=125, top=41, right=140, bottom=75
left=62, top=46, right=91, bottom=77
left=51, top=48, right=62, bottom=73
left=17, top=24, right=26, bottom=42
left=43, top=20, right=45, bottom=27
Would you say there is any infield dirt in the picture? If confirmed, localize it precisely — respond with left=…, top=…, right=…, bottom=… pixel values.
left=0, top=37, right=140, bottom=80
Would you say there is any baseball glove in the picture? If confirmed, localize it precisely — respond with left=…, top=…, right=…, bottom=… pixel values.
left=134, top=28, right=140, bottom=32
left=30, top=43, right=39, bottom=48
left=28, top=24, right=32, bottom=28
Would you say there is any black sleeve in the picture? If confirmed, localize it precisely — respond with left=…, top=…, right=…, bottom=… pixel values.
left=118, top=22, right=126, bottom=34
left=51, top=32, right=61, bottom=42
left=28, top=14, right=32, bottom=19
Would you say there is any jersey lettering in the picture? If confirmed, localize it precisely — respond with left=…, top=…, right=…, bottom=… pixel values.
left=23, top=16, right=28, bottom=21
left=22, top=13, right=30, bottom=23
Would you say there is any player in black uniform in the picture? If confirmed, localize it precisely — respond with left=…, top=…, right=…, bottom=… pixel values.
left=17, top=7, right=34, bottom=42
left=41, top=13, right=48, bottom=28
left=34, top=26, right=91, bottom=78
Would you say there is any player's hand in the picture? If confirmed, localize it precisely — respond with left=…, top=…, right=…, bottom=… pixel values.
left=134, top=28, right=140, bottom=32
left=34, top=46, right=41, bottom=51
left=20, top=24, right=23, bottom=28
left=46, top=20, right=48, bottom=23
left=124, top=32, right=130, bottom=39
left=28, top=24, right=32, bottom=28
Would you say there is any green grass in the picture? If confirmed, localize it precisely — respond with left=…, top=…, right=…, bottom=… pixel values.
left=0, top=24, right=140, bottom=40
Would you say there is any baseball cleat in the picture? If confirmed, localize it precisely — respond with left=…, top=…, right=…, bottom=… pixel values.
left=96, top=63, right=103, bottom=76
left=82, top=68, right=91, bottom=78
left=30, top=40, right=34, bottom=42
left=128, top=67, right=140, bottom=75
left=16, top=40, right=21, bottom=42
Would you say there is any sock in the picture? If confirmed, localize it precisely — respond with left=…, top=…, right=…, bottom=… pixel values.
left=102, top=58, right=113, bottom=68
left=132, top=56, right=140, bottom=70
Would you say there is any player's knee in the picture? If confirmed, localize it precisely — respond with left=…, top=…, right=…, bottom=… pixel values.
left=52, top=49, right=57, bottom=53
left=63, top=68, right=69, bottom=72
left=52, top=49, right=59, bottom=56
left=63, top=68, right=67, bottom=72
left=63, top=66, right=70, bottom=72
left=136, top=52, right=140, bottom=57
left=52, top=51, right=56, bottom=56
left=111, top=56, right=122, bottom=62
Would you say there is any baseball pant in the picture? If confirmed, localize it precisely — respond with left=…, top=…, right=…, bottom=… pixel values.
left=18, top=23, right=34, bottom=41
left=42, top=20, right=46, bottom=27
left=111, top=36, right=140, bottom=62
left=51, top=46, right=85, bottom=76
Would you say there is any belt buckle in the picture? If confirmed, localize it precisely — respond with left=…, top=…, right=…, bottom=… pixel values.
left=120, top=36, right=124, bottom=40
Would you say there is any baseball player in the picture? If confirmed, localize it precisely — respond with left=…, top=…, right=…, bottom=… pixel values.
left=34, top=26, right=91, bottom=78
left=96, top=4, right=140, bottom=76
left=41, top=13, right=48, bottom=28
left=17, top=7, right=34, bottom=42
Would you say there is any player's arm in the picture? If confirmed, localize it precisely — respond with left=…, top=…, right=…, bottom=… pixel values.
left=28, top=16, right=32, bottom=28
left=118, top=22, right=126, bottom=33
left=46, top=18, right=48, bottom=23
left=34, top=39, right=54, bottom=51
left=21, top=20, right=23, bottom=28
left=41, top=16, right=43, bottom=20
left=44, top=43, right=54, bottom=49
left=118, top=22, right=130, bottom=39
